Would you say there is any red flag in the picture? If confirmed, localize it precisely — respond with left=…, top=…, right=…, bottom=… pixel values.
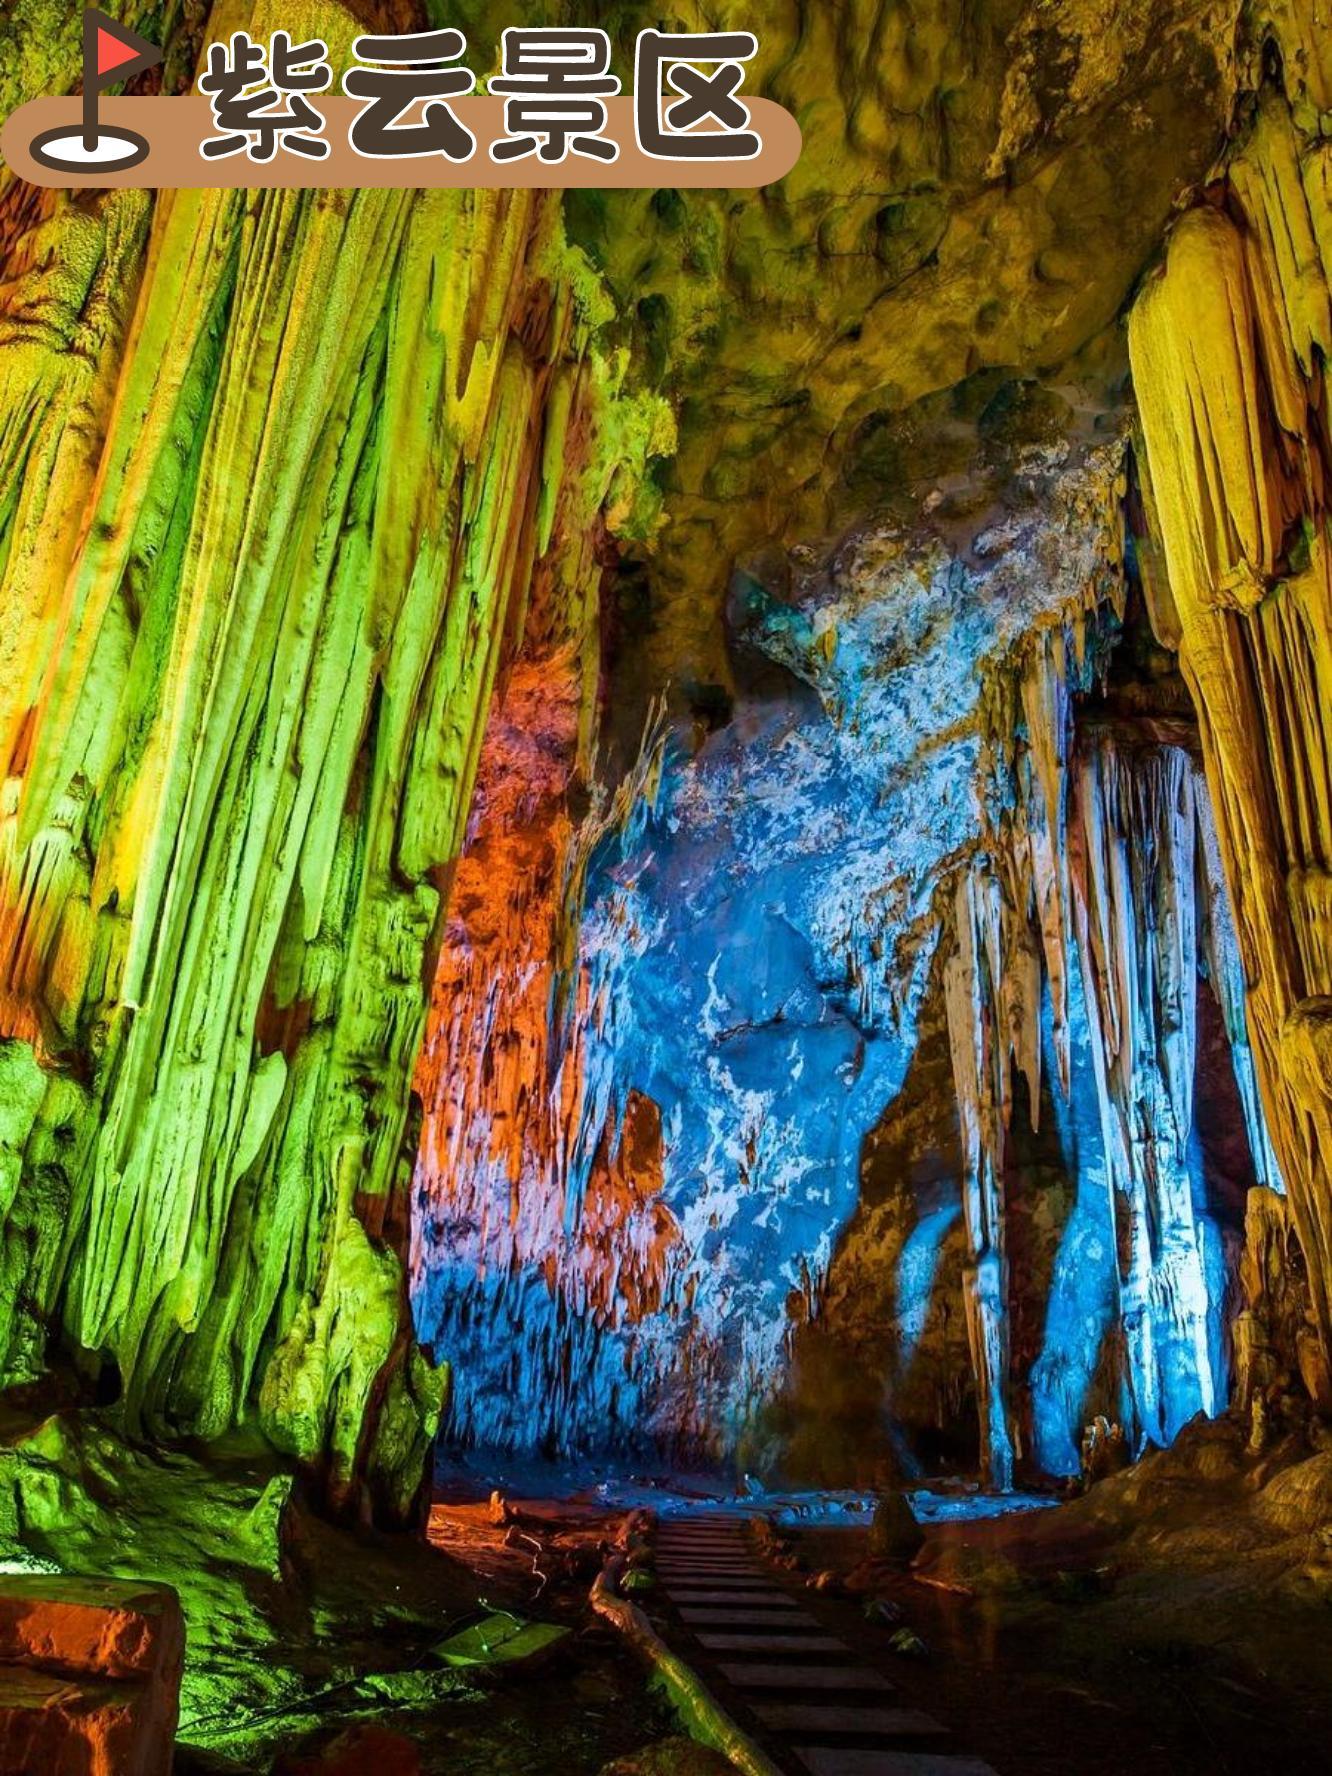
left=85, top=8, right=162, bottom=92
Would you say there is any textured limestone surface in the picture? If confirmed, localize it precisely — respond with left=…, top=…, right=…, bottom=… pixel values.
left=414, top=432, right=1281, bottom=1480
left=413, top=1, right=1332, bottom=1482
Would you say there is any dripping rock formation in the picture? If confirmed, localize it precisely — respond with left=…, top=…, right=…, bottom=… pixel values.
left=0, top=0, right=1330, bottom=1772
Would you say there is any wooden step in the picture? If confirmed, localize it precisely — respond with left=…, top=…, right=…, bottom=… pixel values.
left=676, top=1607, right=823, bottom=1630
left=664, top=1598, right=799, bottom=1612
left=795, top=1753, right=999, bottom=1776
left=664, top=1577, right=765, bottom=1588
left=693, top=1632, right=845, bottom=1655
left=717, top=1663, right=895, bottom=1694
left=657, top=1556, right=756, bottom=1567
left=757, top=1703, right=946, bottom=1739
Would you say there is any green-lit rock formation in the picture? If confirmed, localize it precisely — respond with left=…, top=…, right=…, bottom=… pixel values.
left=0, top=3, right=669, bottom=1519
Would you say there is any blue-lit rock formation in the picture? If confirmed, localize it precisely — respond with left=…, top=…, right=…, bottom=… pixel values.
left=411, top=436, right=1284, bottom=1485
left=940, top=657, right=1282, bottom=1484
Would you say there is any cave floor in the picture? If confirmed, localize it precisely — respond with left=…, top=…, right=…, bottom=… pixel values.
left=788, top=1522, right=1329, bottom=1776
left=0, top=1407, right=672, bottom=1776
left=163, top=1498, right=675, bottom=1776
left=161, top=1484, right=674, bottom=1776
left=9, top=1410, right=1329, bottom=1773
left=433, top=1437, right=1332, bottom=1776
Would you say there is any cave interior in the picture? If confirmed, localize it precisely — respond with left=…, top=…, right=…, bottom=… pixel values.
left=1, top=2, right=1332, bottom=1774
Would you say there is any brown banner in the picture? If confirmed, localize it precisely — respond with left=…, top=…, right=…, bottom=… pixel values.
left=2, top=95, right=800, bottom=188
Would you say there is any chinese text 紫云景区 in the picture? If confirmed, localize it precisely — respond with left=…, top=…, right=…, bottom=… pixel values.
left=198, top=26, right=762, bottom=165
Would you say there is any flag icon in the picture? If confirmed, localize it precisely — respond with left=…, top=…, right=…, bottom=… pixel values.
left=83, top=8, right=162, bottom=143
left=28, top=8, right=162, bottom=171
left=86, top=8, right=162, bottom=91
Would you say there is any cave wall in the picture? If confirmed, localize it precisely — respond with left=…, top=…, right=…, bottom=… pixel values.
left=411, top=436, right=1285, bottom=1481
left=409, top=1, right=1332, bottom=1487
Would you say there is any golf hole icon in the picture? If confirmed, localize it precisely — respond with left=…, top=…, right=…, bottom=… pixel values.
left=29, top=8, right=162, bottom=173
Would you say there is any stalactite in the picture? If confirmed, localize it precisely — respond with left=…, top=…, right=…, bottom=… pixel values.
left=1068, top=742, right=1222, bottom=1446
left=1195, top=789, right=1285, bottom=1196
left=943, top=865, right=1017, bottom=1490
left=1128, top=18, right=1332, bottom=1399
left=939, top=603, right=1118, bottom=1483
left=1234, top=1185, right=1331, bottom=1424
left=944, top=570, right=1284, bottom=1474
left=0, top=4, right=667, bottom=1511
left=0, top=189, right=151, bottom=1050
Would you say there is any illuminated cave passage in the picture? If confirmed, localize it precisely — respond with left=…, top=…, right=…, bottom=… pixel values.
left=1, top=2, right=1332, bottom=1774
left=411, top=475, right=1288, bottom=1492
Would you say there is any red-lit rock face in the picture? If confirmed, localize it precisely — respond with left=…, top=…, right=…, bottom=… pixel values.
left=412, top=650, right=584, bottom=1210
left=411, top=649, right=685, bottom=1446
left=0, top=1575, right=183, bottom=1776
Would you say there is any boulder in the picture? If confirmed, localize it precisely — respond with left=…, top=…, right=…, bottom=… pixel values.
left=279, top=1723, right=423, bottom=1776
left=0, top=1574, right=184, bottom=1775
left=0, top=1573, right=183, bottom=1680
left=1254, top=1451, right=1332, bottom=1535
left=868, top=1491, right=925, bottom=1560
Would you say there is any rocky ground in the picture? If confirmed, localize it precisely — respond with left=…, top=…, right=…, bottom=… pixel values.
left=0, top=1405, right=679, bottom=1775
left=5, top=1402, right=1330, bottom=1772
left=781, top=1412, right=1332, bottom=1775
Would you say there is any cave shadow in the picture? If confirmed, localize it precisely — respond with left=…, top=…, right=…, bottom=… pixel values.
left=760, top=957, right=980, bottom=1488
